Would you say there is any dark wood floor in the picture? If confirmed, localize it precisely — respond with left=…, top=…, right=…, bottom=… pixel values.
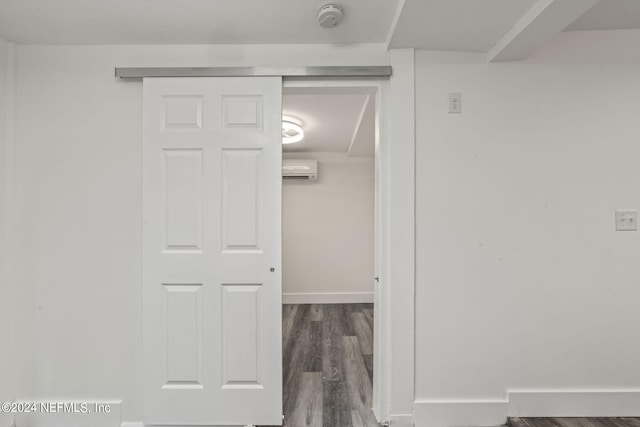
left=282, top=303, right=379, bottom=427
left=510, top=418, right=640, bottom=427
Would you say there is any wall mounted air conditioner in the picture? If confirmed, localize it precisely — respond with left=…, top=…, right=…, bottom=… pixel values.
left=282, top=159, right=318, bottom=181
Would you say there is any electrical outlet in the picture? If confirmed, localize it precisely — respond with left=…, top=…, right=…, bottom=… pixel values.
left=449, top=92, right=462, bottom=113
left=615, top=209, right=637, bottom=231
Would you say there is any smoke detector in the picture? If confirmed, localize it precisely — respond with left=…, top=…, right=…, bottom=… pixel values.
left=317, top=2, right=344, bottom=28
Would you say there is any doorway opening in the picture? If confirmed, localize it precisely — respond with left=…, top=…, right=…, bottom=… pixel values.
left=281, top=87, right=379, bottom=426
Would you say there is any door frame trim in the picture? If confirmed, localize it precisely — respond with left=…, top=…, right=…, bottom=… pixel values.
left=283, top=49, right=415, bottom=424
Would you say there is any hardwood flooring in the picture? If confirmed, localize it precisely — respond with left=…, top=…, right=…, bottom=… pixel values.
left=509, top=418, right=640, bottom=427
left=282, top=303, right=379, bottom=427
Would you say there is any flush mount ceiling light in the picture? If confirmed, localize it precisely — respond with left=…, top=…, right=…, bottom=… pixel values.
left=282, top=116, right=304, bottom=144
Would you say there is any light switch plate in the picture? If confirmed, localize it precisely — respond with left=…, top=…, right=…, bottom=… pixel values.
left=615, top=209, right=637, bottom=231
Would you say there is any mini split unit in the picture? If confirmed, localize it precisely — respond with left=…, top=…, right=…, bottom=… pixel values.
left=282, top=159, right=318, bottom=181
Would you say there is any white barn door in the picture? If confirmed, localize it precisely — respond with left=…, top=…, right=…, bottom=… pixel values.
left=142, top=77, right=283, bottom=426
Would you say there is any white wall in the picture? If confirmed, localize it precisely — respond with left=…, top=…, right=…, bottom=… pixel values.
left=0, top=37, right=13, bottom=426
left=13, top=45, right=144, bottom=427
left=282, top=153, right=374, bottom=303
left=11, top=44, right=388, bottom=426
left=414, top=37, right=640, bottom=425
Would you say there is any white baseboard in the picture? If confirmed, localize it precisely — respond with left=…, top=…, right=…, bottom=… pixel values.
left=389, top=413, right=415, bottom=426
left=414, top=400, right=507, bottom=427
left=14, top=400, right=121, bottom=427
left=414, top=390, right=640, bottom=426
left=508, top=390, right=640, bottom=417
left=282, top=292, right=373, bottom=304
left=121, top=423, right=144, bottom=427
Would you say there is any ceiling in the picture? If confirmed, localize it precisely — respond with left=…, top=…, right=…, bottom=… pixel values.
left=388, top=0, right=537, bottom=51
left=0, top=0, right=400, bottom=45
left=282, top=93, right=374, bottom=156
left=566, top=0, right=640, bottom=31
left=0, top=1, right=639, bottom=51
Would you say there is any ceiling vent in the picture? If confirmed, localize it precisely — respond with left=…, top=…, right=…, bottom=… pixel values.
left=317, top=2, right=344, bottom=28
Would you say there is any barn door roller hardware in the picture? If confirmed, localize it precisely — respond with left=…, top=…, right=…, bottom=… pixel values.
left=115, top=66, right=392, bottom=80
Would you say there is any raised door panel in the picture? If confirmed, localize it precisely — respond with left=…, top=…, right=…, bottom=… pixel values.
left=221, top=149, right=262, bottom=252
left=163, top=149, right=203, bottom=252
left=162, top=284, right=203, bottom=388
left=221, top=284, right=262, bottom=388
